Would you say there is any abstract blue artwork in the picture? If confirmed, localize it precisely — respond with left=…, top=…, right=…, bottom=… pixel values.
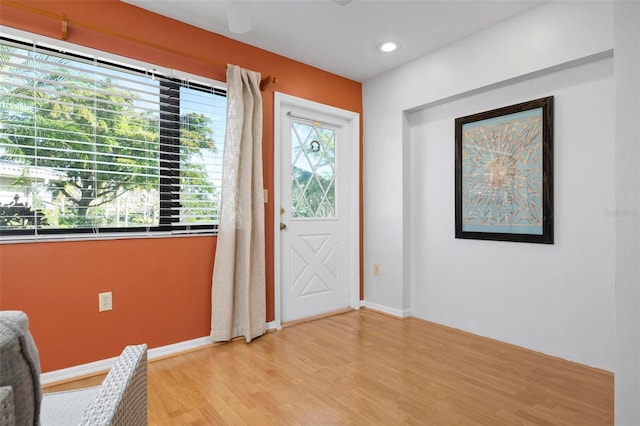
left=455, top=97, right=554, bottom=244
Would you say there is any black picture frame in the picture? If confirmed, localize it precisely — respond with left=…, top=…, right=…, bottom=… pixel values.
left=455, top=96, right=554, bottom=244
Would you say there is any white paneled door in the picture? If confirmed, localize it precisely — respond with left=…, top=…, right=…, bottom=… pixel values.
left=274, top=93, right=360, bottom=325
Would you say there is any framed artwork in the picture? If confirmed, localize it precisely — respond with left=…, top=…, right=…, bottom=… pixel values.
left=455, top=96, right=554, bottom=244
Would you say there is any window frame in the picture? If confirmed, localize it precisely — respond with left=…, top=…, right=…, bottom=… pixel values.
left=0, top=30, right=227, bottom=241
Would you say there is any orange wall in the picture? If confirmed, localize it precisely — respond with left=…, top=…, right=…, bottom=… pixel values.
left=0, top=0, right=363, bottom=372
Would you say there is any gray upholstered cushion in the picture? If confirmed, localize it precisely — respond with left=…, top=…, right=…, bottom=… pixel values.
left=0, top=386, right=16, bottom=426
left=0, top=311, right=42, bottom=426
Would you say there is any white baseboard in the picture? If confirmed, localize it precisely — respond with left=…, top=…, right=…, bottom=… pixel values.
left=41, top=319, right=345, bottom=385
left=147, top=336, right=214, bottom=360
left=41, top=335, right=215, bottom=386
left=265, top=321, right=277, bottom=330
left=41, top=324, right=285, bottom=386
left=40, top=353, right=121, bottom=386
left=363, top=301, right=413, bottom=318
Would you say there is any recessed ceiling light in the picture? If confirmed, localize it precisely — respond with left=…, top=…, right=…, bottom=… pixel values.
left=378, top=41, right=398, bottom=53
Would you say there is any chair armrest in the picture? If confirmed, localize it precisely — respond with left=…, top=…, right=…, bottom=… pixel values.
left=79, top=344, right=147, bottom=426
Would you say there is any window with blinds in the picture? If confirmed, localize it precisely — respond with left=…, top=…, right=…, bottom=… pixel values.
left=0, top=35, right=226, bottom=238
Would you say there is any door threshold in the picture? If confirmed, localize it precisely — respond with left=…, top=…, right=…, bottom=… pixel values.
left=281, top=307, right=355, bottom=328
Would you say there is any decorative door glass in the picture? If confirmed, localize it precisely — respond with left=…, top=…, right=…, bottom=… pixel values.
left=291, top=121, right=336, bottom=218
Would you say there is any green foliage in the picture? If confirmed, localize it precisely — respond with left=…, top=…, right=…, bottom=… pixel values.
left=292, top=166, right=335, bottom=218
left=179, top=112, right=218, bottom=223
left=291, top=123, right=336, bottom=218
left=0, top=44, right=219, bottom=229
left=0, top=204, right=48, bottom=229
left=2, top=72, right=160, bottom=216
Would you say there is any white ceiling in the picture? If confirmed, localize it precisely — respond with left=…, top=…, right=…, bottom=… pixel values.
left=122, top=0, right=546, bottom=82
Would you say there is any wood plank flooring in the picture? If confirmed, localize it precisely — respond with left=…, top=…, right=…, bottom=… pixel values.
left=46, top=309, right=613, bottom=425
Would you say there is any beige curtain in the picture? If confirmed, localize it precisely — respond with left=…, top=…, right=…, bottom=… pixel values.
left=210, top=65, right=265, bottom=343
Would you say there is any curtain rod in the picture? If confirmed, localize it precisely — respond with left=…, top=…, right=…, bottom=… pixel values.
left=0, top=0, right=278, bottom=91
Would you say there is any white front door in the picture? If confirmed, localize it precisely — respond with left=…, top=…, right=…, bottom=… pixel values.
left=274, top=93, right=360, bottom=325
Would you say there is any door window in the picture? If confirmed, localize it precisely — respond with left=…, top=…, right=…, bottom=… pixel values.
left=291, top=122, right=336, bottom=218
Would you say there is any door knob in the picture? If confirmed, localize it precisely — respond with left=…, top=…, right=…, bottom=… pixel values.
left=280, top=222, right=287, bottom=230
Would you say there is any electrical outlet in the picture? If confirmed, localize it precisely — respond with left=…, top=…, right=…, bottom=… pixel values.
left=98, top=292, right=112, bottom=312
left=373, top=263, right=380, bottom=276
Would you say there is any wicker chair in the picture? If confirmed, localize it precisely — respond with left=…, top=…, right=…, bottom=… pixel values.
left=0, top=311, right=147, bottom=426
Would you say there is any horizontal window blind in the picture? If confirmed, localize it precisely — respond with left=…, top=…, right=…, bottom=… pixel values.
left=0, top=35, right=226, bottom=238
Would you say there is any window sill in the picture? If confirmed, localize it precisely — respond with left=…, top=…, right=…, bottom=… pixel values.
left=0, top=230, right=218, bottom=245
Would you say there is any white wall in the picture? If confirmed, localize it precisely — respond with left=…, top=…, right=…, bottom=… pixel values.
left=363, top=1, right=615, bottom=369
left=614, top=1, right=640, bottom=423
left=409, top=57, right=614, bottom=369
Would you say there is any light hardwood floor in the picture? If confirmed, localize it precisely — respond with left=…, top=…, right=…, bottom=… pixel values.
left=46, top=309, right=613, bottom=425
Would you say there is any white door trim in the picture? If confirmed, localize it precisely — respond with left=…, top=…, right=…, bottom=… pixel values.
left=273, top=92, right=360, bottom=329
